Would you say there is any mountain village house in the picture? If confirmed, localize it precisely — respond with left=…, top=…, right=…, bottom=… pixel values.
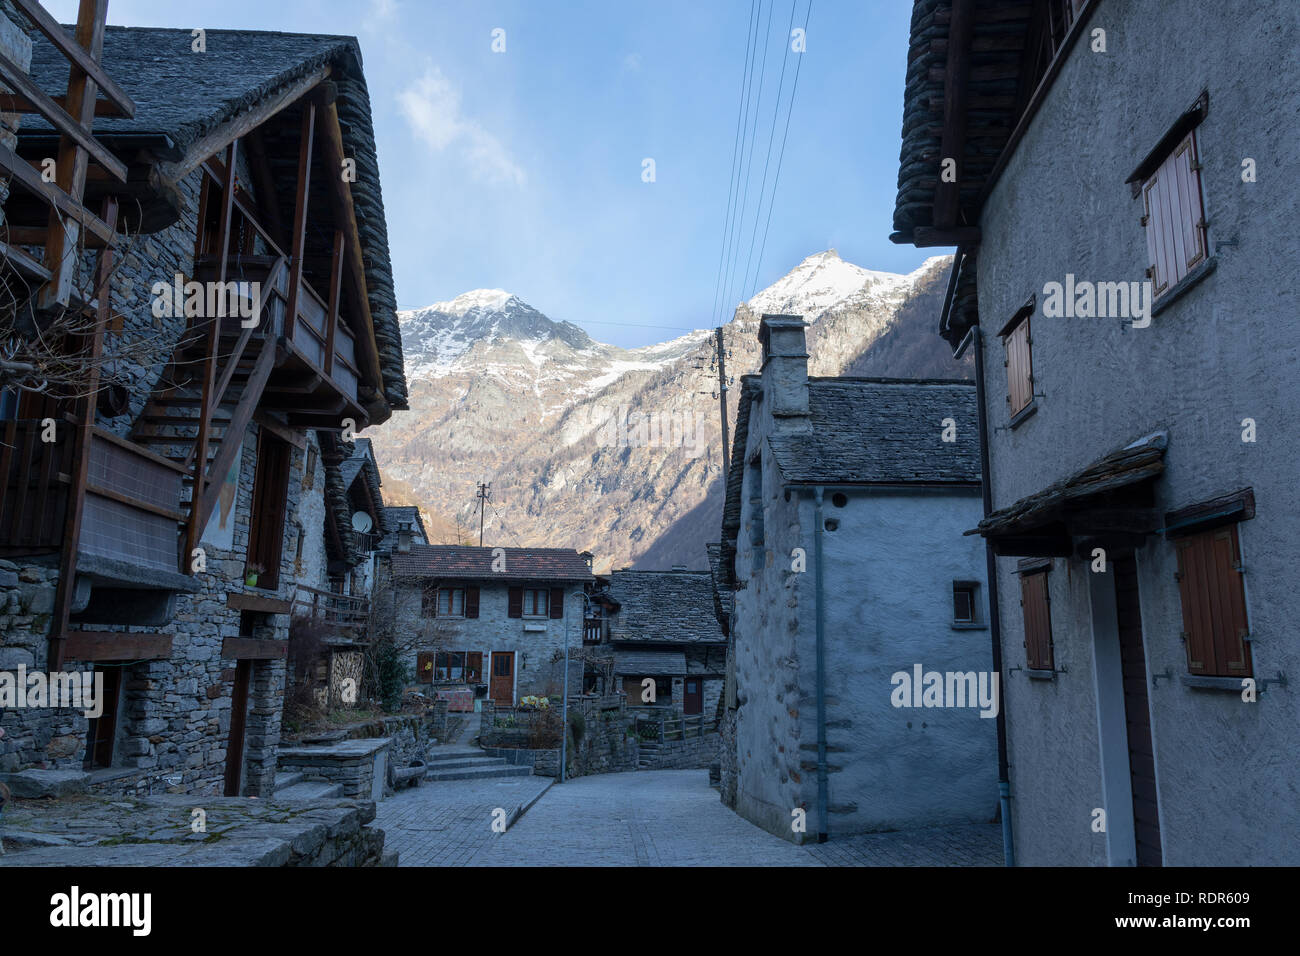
left=382, top=545, right=594, bottom=709
left=717, top=314, right=995, bottom=843
left=592, top=568, right=726, bottom=716
left=0, top=12, right=407, bottom=798
left=891, top=0, right=1300, bottom=865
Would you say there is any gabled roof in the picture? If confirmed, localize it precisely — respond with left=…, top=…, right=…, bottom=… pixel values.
left=766, top=378, right=980, bottom=485
left=606, top=570, right=725, bottom=645
left=322, top=435, right=384, bottom=566
left=390, top=546, right=594, bottom=583
left=23, top=26, right=408, bottom=419
left=378, top=506, right=428, bottom=550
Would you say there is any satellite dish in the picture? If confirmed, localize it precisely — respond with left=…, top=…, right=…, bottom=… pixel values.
left=351, top=511, right=373, bottom=533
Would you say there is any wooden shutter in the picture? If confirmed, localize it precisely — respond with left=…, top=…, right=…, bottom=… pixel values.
left=1175, top=526, right=1251, bottom=677
left=465, top=586, right=480, bottom=618
left=466, top=652, right=483, bottom=682
left=1004, top=317, right=1032, bottom=416
left=507, top=586, right=523, bottom=618
left=1020, top=570, right=1054, bottom=670
left=416, top=651, right=434, bottom=683
left=549, top=586, right=565, bottom=619
left=1143, top=131, right=1206, bottom=297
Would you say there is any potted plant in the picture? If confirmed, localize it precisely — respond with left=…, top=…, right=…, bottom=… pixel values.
left=244, top=562, right=265, bottom=587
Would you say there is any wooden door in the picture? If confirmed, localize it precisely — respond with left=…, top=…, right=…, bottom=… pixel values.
left=489, top=652, right=514, bottom=705
left=84, top=666, right=123, bottom=769
left=224, top=660, right=252, bottom=796
left=1113, top=554, right=1162, bottom=866
left=683, top=677, right=703, bottom=715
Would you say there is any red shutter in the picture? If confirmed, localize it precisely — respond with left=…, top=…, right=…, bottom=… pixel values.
left=1004, top=318, right=1032, bottom=415
left=549, top=586, right=565, bottom=619
left=465, top=586, right=480, bottom=619
left=1020, top=570, right=1053, bottom=670
left=416, top=651, right=434, bottom=684
left=507, top=587, right=523, bottom=618
left=1175, top=527, right=1252, bottom=677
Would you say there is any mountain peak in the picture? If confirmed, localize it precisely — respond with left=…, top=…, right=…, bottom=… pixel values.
left=743, top=250, right=920, bottom=321
left=423, top=288, right=516, bottom=315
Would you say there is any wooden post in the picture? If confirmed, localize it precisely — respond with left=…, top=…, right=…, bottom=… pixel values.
left=284, top=101, right=316, bottom=345
left=48, top=197, right=116, bottom=671
left=185, top=140, right=237, bottom=568
left=37, top=0, right=106, bottom=312
left=324, top=228, right=344, bottom=376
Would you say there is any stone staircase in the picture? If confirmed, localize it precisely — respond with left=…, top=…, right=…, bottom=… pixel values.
left=272, top=771, right=343, bottom=801
left=424, top=748, right=533, bottom=782
left=637, top=742, right=660, bottom=769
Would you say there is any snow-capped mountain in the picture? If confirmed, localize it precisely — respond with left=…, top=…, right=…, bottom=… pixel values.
left=367, top=251, right=965, bottom=572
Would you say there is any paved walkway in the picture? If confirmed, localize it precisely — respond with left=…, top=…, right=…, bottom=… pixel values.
left=376, top=768, right=1002, bottom=866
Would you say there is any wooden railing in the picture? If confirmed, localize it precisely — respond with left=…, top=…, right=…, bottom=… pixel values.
left=634, top=712, right=717, bottom=744
left=291, top=583, right=370, bottom=630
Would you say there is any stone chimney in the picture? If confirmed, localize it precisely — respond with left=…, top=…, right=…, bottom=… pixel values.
left=580, top=550, right=594, bottom=570
left=758, top=314, right=810, bottom=426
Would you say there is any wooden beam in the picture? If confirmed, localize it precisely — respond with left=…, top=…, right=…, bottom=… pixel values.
left=284, top=101, right=315, bottom=345
left=990, top=535, right=1073, bottom=558
left=324, top=229, right=344, bottom=375
left=1, top=224, right=107, bottom=249
left=0, top=143, right=115, bottom=244
left=212, top=256, right=287, bottom=404
left=932, top=0, right=973, bottom=230
left=315, top=98, right=386, bottom=414
left=0, top=237, right=52, bottom=280
left=65, top=630, right=174, bottom=662
left=37, top=0, right=108, bottom=312
left=161, top=65, right=329, bottom=182
left=9, top=0, right=135, bottom=117
left=196, top=339, right=277, bottom=530
left=252, top=411, right=307, bottom=450
left=221, top=637, right=288, bottom=660
left=0, top=91, right=122, bottom=116
left=48, top=195, right=116, bottom=672
left=0, top=47, right=126, bottom=182
left=245, top=126, right=287, bottom=248
left=227, top=591, right=292, bottom=615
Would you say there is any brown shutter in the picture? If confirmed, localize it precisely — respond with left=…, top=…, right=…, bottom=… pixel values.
left=1020, top=570, right=1053, bottom=670
left=416, top=651, right=434, bottom=683
left=465, top=586, right=480, bottom=618
left=1176, top=527, right=1252, bottom=677
left=466, top=652, right=483, bottom=682
left=1004, top=318, right=1032, bottom=415
left=508, top=586, right=523, bottom=618
left=549, top=586, right=565, bottom=619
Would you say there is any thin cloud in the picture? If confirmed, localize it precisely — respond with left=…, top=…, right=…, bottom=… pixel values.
left=398, top=66, right=526, bottom=187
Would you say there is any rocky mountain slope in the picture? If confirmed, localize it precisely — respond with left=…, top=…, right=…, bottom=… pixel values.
left=367, top=251, right=967, bottom=572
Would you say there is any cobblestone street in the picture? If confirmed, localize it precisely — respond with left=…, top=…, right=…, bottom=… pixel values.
left=376, top=769, right=1002, bottom=866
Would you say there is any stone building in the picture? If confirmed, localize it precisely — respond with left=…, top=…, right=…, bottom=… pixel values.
left=0, top=22, right=406, bottom=798
left=382, top=546, right=595, bottom=708
left=593, top=569, right=726, bottom=716
left=890, top=0, right=1300, bottom=865
left=717, top=314, right=995, bottom=843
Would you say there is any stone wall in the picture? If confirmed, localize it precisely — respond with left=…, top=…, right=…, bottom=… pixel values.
left=479, top=698, right=640, bottom=780
left=643, top=732, right=719, bottom=770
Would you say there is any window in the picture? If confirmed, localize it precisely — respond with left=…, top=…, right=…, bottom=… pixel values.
left=1175, top=526, right=1252, bottom=678
left=1020, top=568, right=1054, bottom=671
left=522, top=588, right=547, bottom=617
left=438, top=588, right=465, bottom=616
left=1002, top=311, right=1034, bottom=419
left=1141, top=130, right=1207, bottom=299
left=84, top=666, right=124, bottom=769
left=953, top=582, right=978, bottom=625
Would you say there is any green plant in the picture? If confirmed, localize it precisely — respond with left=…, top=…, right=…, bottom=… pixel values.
left=371, top=642, right=409, bottom=713
left=568, top=710, right=586, bottom=746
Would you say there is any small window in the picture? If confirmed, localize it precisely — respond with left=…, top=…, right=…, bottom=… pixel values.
left=522, top=588, right=548, bottom=617
left=1175, top=525, right=1252, bottom=678
left=1141, top=130, right=1207, bottom=299
left=1020, top=569, right=1054, bottom=671
left=953, top=582, right=978, bottom=625
left=1002, top=313, right=1034, bottom=418
left=438, top=588, right=466, bottom=617
left=831, top=492, right=848, bottom=508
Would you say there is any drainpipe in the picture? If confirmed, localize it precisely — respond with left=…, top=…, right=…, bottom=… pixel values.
left=812, top=486, right=829, bottom=843
left=960, top=315, right=1016, bottom=867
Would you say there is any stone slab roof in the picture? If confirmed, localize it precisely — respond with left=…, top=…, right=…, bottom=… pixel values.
left=606, top=570, right=725, bottom=645
left=390, top=546, right=594, bottom=583
left=765, top=377, right=981, bottom=485
left=377, top=506, right=428, bottom=550
left=612, top=649, right=687, bottom=676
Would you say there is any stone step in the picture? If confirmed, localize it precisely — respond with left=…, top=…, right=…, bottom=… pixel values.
left=424, top=763, right=534, bottom=782
left=425, top=748, right=493, bottom=762
left=273, top=780, right=344, bottom=800
left=420, top=757, right=507, bottom=771
left=273, top=771, right=306, bottom=793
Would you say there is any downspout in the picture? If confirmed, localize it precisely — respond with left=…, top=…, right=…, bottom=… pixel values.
left=959, top=306, right=1016, bottom=867
left=812, top=486, right=829, bottom=843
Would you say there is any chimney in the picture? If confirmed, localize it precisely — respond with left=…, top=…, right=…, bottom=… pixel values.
left=758, top=314, right=810, bottom=425
left=580, top=550, right=594, bottom=570
left=396, top=521, right=413, bottom=553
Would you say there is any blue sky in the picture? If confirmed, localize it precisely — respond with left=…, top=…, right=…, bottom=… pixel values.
left=56, top=0, right=932, bottom=347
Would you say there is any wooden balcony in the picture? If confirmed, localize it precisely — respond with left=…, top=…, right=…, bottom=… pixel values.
left=292, top=583, right=370, bottom=634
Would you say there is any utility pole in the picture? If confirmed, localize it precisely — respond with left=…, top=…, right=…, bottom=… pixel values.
left=475, top=482, right=490, bottom=547
left=715, top=326, right=731, bottom=477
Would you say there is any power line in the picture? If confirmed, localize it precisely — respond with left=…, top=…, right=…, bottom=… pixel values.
left=752, top=0, right=813, bottom=300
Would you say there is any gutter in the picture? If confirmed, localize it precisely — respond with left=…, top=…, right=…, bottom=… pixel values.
left=959, top=294, right=1016, bottom=868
